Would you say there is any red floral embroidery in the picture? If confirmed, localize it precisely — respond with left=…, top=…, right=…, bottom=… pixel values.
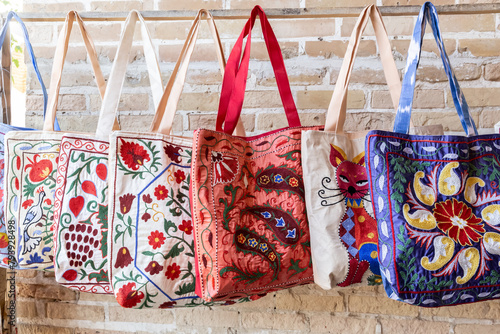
left=289, top=177, right=299, bottom=187
left=164, top=144, right=182, bottom=163
left=44, top=198, right=52, bottom=205
left=148, top=230, right=166, bottom=249
left=433, top=198, right=485, bottom=246
left=141, top=212, right=151, bottom=222
left=154, top=185, right=168, bottom=200
left=212, top=152, right=239, bottom=185
left=0, top=233, right=8, bottom=249
left=22, top=199, right=34, bottom=210
left=145, top=261, right=163, bottom=275
left=116, top=282, right=144, bottom=308
left=119, top=139, right=150, bottom=171
left=178, top=220, right=192, bottom=235
left=174, top=170, right=186, bottom=184
left=159, top=301, right=177, bottom=309
left=142, top=194, right=153, bottom=204
left=165, top=263, right=181, bottom=280
left=114, top=247, right=133, bottom=268
left=119, top=194, right=135, bottom=214
left=24, top=154, right=53, bottom=183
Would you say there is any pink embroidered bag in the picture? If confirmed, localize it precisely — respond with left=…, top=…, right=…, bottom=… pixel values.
left=52, top=11, right=162, bottom=293
left=191, top=6, right=316, bottom=302
left=105, top=10, right=248, bottom=308
left=4, top=12, right=108, bottom=270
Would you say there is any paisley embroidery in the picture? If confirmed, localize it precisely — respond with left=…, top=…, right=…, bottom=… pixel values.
left=192, top=127, right=315, bottom=301
left=255, top=165, right=304, bottom=199
left=367, top=131, right=500, bottom=306
left=240, top=206, right=300, bottom=244
left=404, top=162, right=499, bottom=285
left=223, top=228, right=280, bottom=282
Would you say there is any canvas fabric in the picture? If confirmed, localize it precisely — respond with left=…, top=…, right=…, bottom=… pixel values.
left=51, top=11, right=161, bottom=294
left=301, top=5, right=444, bottom=290
left=191, top=6, right=315, bottom=303
left=106, top=10, right=250, bottom=308
left=4, top=11, right=106, bottom=270
left=0, top=12, right=58, bottom=269
left=365, top=2, right=500, bottom=307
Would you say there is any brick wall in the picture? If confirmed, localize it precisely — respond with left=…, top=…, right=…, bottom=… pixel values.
left=12, top=0, right=500, bottom=333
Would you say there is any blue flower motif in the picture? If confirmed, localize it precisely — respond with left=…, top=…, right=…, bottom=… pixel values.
left=248, top=238, right=258, bottom=248
left=275, top=217, right=285, bottom=227
left=259, top=243, right=268, bottom=252
left=286, top=228, right=296, bottom=239
left=274, top=174, right=284, bottom=183
left=261, top=211, right=271, bottom=219
left=26, top=252, right=43, bottom=264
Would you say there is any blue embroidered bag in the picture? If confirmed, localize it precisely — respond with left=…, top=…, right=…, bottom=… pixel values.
left=0, top=12, right=59, bottom=269
left=365, top=2, right=500, bottom=307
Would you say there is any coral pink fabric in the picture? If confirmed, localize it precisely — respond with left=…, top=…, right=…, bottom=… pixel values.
left=191, top=6, right=315, bottom=302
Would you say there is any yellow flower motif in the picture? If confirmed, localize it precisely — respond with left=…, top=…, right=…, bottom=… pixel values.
left=237, top=234, right=246, bottom=244
left=260, top=175, right=270, bottom=185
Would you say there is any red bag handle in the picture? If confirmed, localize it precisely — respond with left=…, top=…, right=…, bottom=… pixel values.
left=216, top=6, right=301, bottom=134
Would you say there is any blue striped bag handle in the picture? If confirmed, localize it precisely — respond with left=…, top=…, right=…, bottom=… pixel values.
left=0, top=11, right=60, bottom=130
left=393, top=2, right=477, bottom=136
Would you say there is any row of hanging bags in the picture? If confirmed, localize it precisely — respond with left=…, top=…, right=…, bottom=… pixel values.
left=302, top=5, right=443, bottom=290
left=0, top=12, right=59, bottom=269
left=4, top=11, right=102, bottom=270
left=191, top=5, right=316, bottom=302
left=366, top=1, right=500, bottom=307
left=104, top=10, right=248, bottom=308
left=52, top=10, right=160, bottom=293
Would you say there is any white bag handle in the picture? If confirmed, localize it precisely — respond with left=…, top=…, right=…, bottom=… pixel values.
left=95, top=10, right=163, bottom=139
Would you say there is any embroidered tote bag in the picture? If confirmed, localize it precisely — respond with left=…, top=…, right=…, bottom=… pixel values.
left=366, top=2, right=500, bottom=307
left=105, top=10, right=247, bottom=308
left=4, top=11, right=106, bottom=270
left=192, top=6, right=316, bottom=302
left=51, top=11, right=161, bottom=293
left=302, top=5, right=443, bottom=290
left=0, top=12, right=60, bottom=269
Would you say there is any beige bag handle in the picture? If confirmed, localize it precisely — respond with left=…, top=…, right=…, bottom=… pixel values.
left=325, top=5, right=404, bottom=133
left=95, top=10, right=163, bottom=139
left=43, top=11, right=118, bottom=132
left=150, top=9, right=245, bottom=136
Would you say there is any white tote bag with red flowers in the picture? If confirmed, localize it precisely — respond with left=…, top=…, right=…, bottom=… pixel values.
left=4, top=12, right=109, bottom=270
left=103, top=10, right=247, bottom=308
left=52, top=10, right=162, bottom=293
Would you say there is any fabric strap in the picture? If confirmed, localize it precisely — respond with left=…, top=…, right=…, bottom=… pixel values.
left=43, top=11, right=109, bottom=132
left=0, top=11, right=59, bottom=129
left=95, top=10, right=163, bottom=139
left=325, top=5, right=401, bottom=133
left=151, top=9, right=245, bottom=136
left=216, top=5, right=300, bottom=135
left=393, top=1, right=477, bottom=136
